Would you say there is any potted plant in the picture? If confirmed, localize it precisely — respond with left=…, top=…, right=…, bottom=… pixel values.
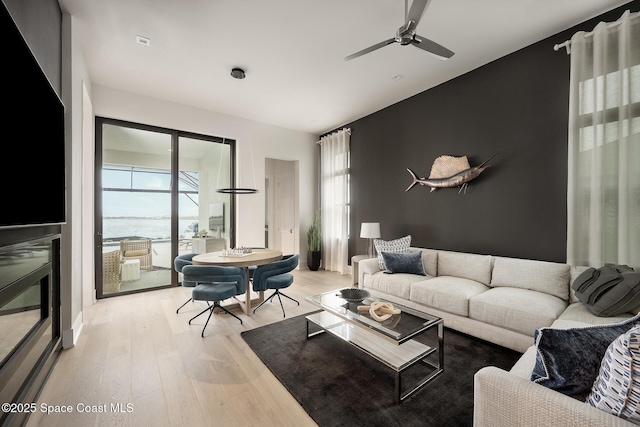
left=307, top=211, right=321, bottom=271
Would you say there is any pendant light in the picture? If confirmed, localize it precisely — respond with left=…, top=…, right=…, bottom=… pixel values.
left=215, top=137, right=258, bottom=194
left=216, top=68, right=258, bottom=194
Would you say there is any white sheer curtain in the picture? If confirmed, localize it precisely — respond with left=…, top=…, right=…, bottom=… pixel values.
left=567, top=10, right=640, bottom=269
left=320, top=128, right=350, bottom=274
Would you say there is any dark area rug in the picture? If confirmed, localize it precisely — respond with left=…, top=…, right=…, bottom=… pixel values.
left=241, top=312, right=522, bottom=427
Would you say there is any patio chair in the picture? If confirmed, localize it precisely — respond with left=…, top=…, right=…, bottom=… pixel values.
left=102, top=249, right=121, bottom=293
left=120, top=238, right=153, bottom=270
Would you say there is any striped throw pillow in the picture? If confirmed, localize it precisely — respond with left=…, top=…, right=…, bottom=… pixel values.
left=587, top=324, right=640, bottom=424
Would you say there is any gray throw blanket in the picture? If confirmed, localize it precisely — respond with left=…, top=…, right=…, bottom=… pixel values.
left=572, top=264, right=640, bottom=316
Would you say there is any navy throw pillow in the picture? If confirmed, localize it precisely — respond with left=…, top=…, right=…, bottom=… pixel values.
left=531, top=313, right=640, bottom=397
left=381, top=251, right=426, bottom=275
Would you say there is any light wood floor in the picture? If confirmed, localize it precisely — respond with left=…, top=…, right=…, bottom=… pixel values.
left=26, top=269, right=352, bottom=427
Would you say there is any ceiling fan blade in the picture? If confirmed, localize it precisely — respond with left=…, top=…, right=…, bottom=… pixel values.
left=344, top=38, right=396, bottom=61
left=411, top=35, right=454, bottom=59
left=406, top=0, right=431, bottom=27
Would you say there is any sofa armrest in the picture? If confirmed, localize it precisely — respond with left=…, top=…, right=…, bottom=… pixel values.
left=474, top=367, right=635, bottom=427
left=358, top=258, right=381, bottom=289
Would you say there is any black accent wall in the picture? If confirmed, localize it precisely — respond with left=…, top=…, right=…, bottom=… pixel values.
left=340, top=1, right=640, bottom=263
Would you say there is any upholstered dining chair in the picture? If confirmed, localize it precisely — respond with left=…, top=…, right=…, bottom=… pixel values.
left=251, top=254, right=300, bottom=317
left=248, top=247, right=266, bottom=283
left=174, top=253, right=198, bottom=313
left=181, top=265, right=247, bottom=337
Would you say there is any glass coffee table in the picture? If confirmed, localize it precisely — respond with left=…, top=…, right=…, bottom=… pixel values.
left=306, top=288, right=444, bottom=404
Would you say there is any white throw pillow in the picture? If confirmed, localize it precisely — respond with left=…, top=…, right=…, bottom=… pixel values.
left=374, top=235, right=411, bottom=270
left=586, top=324, right=640, bottom=424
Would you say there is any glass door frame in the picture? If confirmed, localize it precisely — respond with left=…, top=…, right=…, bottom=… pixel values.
left=94, top=117, right=236, bottom=298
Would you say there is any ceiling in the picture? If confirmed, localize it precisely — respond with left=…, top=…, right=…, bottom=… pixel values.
left=59, top=0, right=631, bottom=135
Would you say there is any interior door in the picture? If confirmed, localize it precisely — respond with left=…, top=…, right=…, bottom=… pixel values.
left=277, top=170, right=296, bottom=255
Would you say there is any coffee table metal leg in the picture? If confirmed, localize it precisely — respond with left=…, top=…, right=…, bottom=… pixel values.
left=396, top=323, right=444, bottom=404
left=306, top=318, right=325, bottom=339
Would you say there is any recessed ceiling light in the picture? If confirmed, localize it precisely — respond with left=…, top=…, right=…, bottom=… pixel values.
left=136, top=35, right=150, bottom=46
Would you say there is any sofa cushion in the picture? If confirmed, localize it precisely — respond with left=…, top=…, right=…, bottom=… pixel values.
left=469, top=287, right=567, bottom=336
left=409, top=248, right=438, bottom=277
left=381, top=251, right=425, bottom=275
left=558, top=302, right=634, bottom=325
left=587, top=324, right=640, bottom=424
left=410, top=276, right=489, bottom=317
left=509, top=345, right=538, bottom=380
left=490, top=257, right=570, bottom=300
left=362, top=271, right=427, bottom=299
left=374, top=235, right=411, bottom=270
left=531, top=314, right=640, bottom=397
left=437, top=251, right=492, bottom=285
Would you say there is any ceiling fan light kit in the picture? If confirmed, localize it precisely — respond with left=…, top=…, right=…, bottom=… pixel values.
left=344, top=0, right=454, bottom=61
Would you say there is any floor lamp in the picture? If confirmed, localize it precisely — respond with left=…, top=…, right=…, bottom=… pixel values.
left=360, top=223, right=381, bottom=258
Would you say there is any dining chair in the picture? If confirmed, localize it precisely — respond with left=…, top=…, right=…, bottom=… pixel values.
left=181, top=265, right=247, bottom=337
left=174, top=253, right=198, bottom=313
left=248, top=247, right=267, bottom=282
left=251, top=254, right=300, bottom=317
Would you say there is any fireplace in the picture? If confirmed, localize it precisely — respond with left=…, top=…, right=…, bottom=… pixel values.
left=0, top=230, right=61, bottom=426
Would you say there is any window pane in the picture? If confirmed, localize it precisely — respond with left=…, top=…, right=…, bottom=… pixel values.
left=103, top=168, right=131, bottom=189
left=132, top=169, right=171, bottom=191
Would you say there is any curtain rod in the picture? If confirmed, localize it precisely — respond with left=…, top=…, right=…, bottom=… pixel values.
left=553, top=9, right=635, bottom=54
left=316, top=127, right=351, bottom=144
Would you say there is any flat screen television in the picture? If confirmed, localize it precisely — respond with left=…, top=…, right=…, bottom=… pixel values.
left=0, top=3, right=66, bottom=228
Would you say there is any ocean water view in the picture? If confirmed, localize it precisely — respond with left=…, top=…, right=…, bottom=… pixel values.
left=103, top=217, right=198, bottom=240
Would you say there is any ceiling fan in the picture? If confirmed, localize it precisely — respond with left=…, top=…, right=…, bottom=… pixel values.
left=344, top=0, right=454, bottom=61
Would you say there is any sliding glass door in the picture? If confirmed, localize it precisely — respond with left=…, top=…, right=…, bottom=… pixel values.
left=95, top=118, right=235, bottom=298
left=177, top=136, right=232, bottom=259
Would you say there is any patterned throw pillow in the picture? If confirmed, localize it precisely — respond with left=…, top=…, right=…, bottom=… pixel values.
left=587, top=324, right=640, bottom=424
left=373, top=235, right=411, bottom=270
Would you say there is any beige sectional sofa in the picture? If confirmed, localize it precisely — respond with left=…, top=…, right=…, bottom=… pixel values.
left=358, top=247, right=638, bottom=426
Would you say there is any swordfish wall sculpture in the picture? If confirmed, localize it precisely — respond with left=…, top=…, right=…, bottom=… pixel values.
left=405, top=149, right=502, bottom=194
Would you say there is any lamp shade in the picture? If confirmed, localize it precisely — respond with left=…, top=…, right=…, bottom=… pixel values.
left=360, top=222, right=381, bottom=239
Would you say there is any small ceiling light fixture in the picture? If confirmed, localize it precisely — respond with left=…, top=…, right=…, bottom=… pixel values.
left=230, top=67, right=246, bottom=79
left=136, top=35, right=151, bottom=46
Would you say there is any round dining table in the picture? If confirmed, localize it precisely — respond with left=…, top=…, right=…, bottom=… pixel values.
left=192, top=249, right=283, bottom=315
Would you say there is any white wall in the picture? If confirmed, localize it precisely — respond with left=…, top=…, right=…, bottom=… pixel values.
left=90, top=85, right=318, bottom=253
left=61, top=13, right=93, bottom=348
left=63, top=13, right=318, bottom=346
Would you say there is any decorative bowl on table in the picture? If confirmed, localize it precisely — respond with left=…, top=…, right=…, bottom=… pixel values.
left=338, top=288, right=370, bottom=303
